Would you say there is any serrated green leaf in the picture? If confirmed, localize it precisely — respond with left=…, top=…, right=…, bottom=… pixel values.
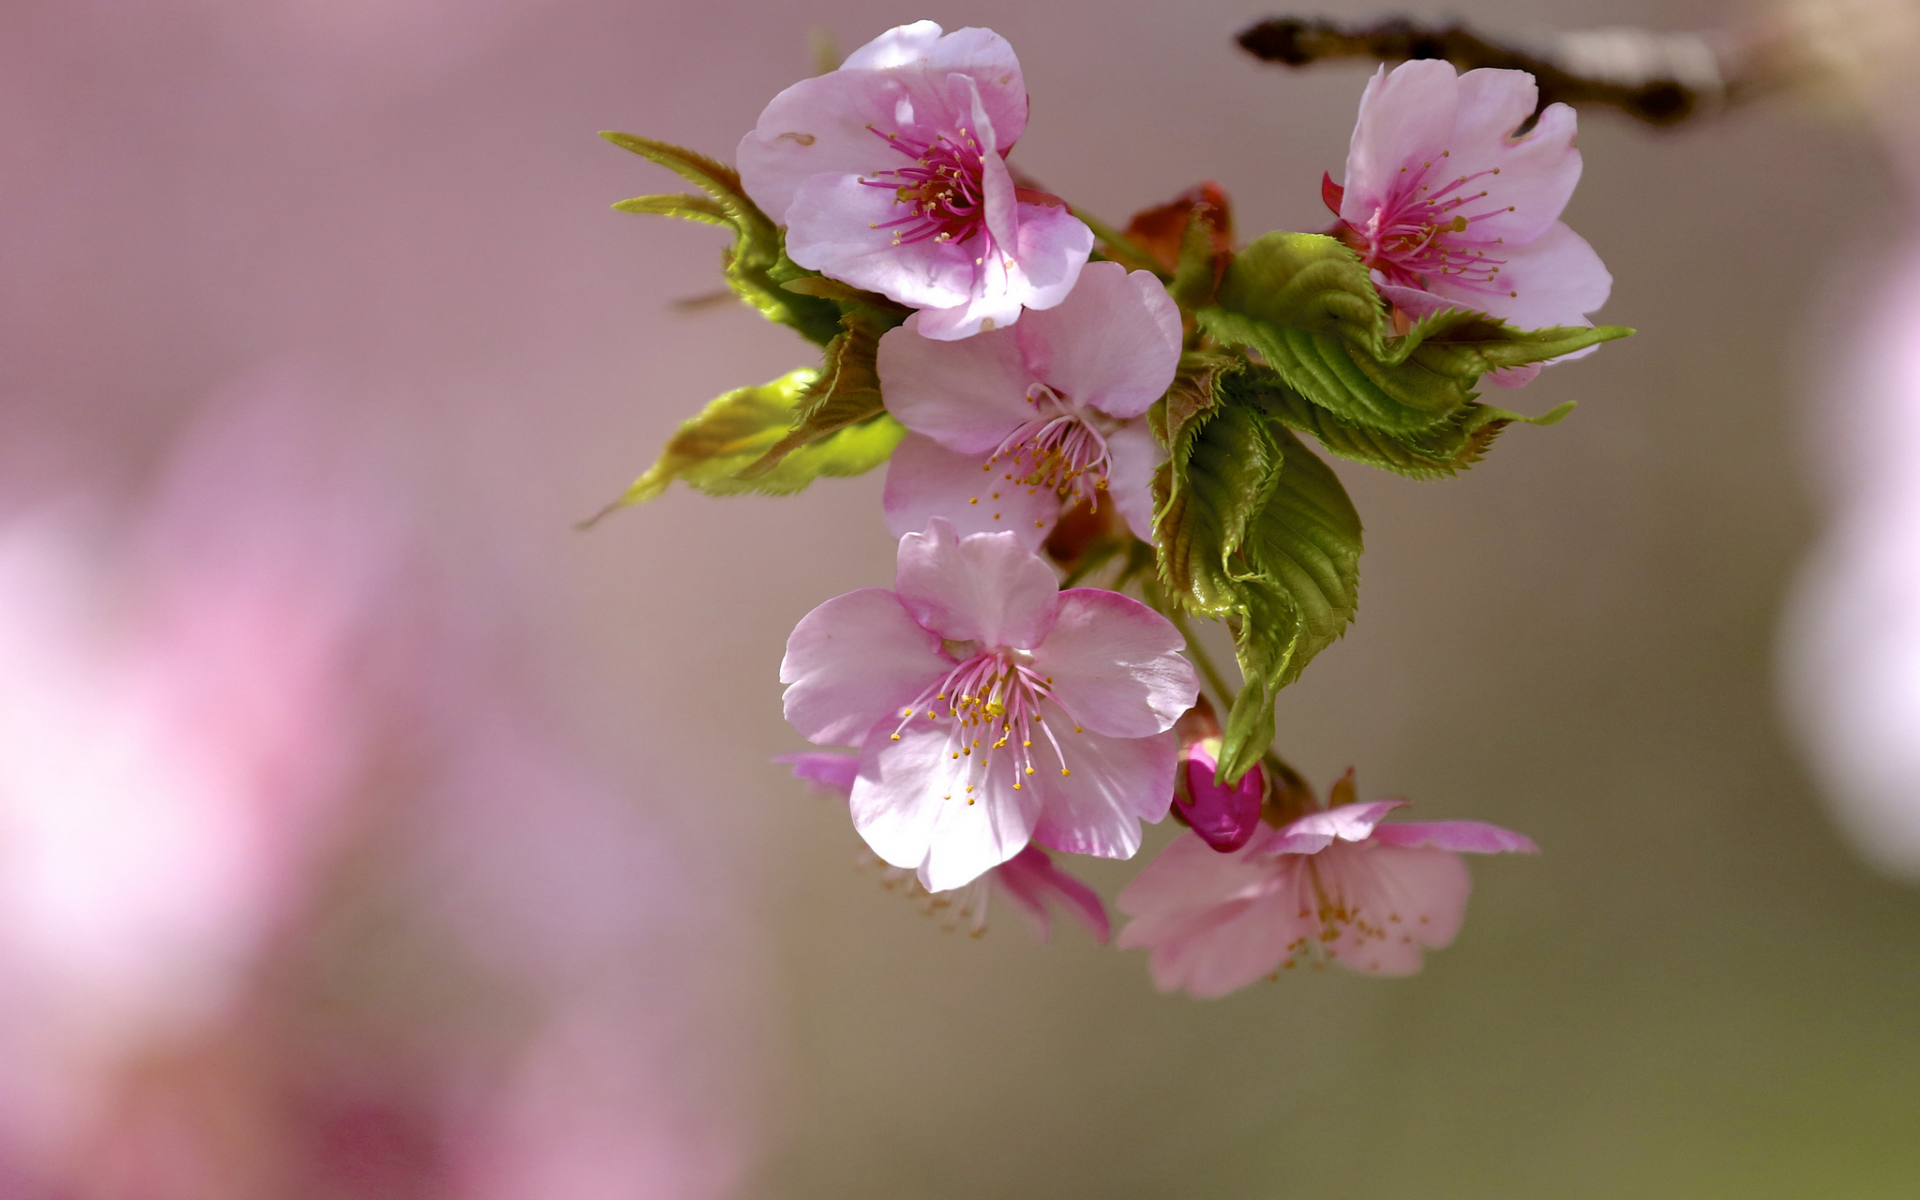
left=1154, top=368, right=1363, bottom=783
left=1386, top=307, right=1634, bottom=375
left=602, top=131, right=842, bottom=345
left=1238, top=368, right=1575, bottom=479
left=1215, top=428, right=1363, bottom=782
left=739, top=309, right=888, bottom=478
left=1212, top=231, right=1383, bottom=351
left=1199, top=307, right=1465, bottom=436
left=585, top=369, right=901, bottom=522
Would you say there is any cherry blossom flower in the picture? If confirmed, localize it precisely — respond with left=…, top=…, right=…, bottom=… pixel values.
left=1326, top=59, right=1611, bottom=386
left=779, top=518, right=1198, bottom=891
left=1117, top=787, right=1536, bottom=997
left=780, top=751, right=1110, bottom=942
left=877, top=261, right=1182, bottom=549
left=736, top=21, right=1094, bottom=340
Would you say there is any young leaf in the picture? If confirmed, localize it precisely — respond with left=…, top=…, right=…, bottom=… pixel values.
left=1154, top=366, right=1363, bottom=783
left=1215, top=428, right=1363, bottom=782
left=602, top=132, right=842, bottom=345
left=586, top=368, right=902, bottom=522
left=611, top=193, right=733, bottom=227
left=1211, top=231, right=1383, bottom=351
left=1385, top=307, right=1633, bottom=374
left=1238, top=368, right=1575, bottom=479
left=1199, top=307, right=1466, bottom=436
left=738, top=310, right=888, bottom=478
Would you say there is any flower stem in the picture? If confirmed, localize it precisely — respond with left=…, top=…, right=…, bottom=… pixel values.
left=1166, top=607, right=1239, bottom=711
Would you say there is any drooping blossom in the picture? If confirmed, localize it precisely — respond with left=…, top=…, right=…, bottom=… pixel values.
left=780, top=518, right=1199, bottom=891
left=877, top=261, right=1182, bottom=549
left=1326, top=59, right=1611, bottom=386
left=736, top=21, right=1094, bottom=340
left=779, top=751, right=1109, bottom=942
left=1117, top=781, right=1536, bottom=998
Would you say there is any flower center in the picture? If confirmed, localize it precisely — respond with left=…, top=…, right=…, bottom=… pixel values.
left=1354, top=153, right=1517, bottom=302
left=982, top=384, right=1113, bottom=513
left=860, top=124, right=994, bottom=252
left=889, top=646, right=1081, bottom=803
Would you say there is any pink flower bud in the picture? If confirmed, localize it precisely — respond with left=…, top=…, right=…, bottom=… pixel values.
left=1178, top=739, right=1264, bottom=853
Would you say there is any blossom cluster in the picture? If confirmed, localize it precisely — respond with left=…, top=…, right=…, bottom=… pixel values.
left=597, top=23, right=1623, bottom=996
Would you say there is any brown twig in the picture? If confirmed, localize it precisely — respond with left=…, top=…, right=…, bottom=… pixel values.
left=1236, top=16, right=1786, bottom=126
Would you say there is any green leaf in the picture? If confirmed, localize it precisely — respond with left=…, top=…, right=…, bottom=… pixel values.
left=1199, top=306, right=1464, bottom=436
left=1154, top=367, right=1363, bottom=783
left=1237, top=367, right=1575, bottom=479
left=738, top=309, right=888, bottom=478
left=585, top=368, right=902, bottom=522
left=1215, top=428, right=1363, bottom=781
left=611, top=193, right=733, bottom=226
left=1386, top=308, right=1634, bottom=375
left=601, top=132, right=842, bottom=345
left=1203, top=230, right=1633, bottom=438
left=1212, top=231, right=1384, bottom=350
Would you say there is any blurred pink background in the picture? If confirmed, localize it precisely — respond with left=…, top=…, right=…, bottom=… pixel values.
left=5, top=0, right=1920, bottom=1197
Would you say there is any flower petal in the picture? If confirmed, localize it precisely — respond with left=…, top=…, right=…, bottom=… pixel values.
left=850, top=718, right=1040, bottom=891
left=1102, top=419, right=1166, bottom=542
left=883, top=433, right=1060, bottom=549
left=876, top=316, right=1038, bottom=453
left=1340, top=61, right=1459, bottom=221
left=1118, top=839, right=1316, bottom=998
left=1017, top=262, right=1182, bottom=419
left=1004, top=196, right=1095, bottom=314
left=1369, top=819, right=1538, bottom=854
left=737, top=69, right=914, bottom=221
left=776, top=750, right=859, bottom=794
left=1314, top=841, right=1473, bottom=976
left=1028, top=588, right=1195, bottom=738
left=991, top=844, right=1110, bottom=944
left=1266, top=799, right=1408, bottom=854
left=780, top=587, right=949, bottom=745
left=893, top=518, right=1059, bottom=648
left=840, top=22, right=1028, bottom=148
left=1446, top=84, right=1580, bottom=245
left=1445, top=219, right=1611, bottom=329
left=784, top=173, right=981, bottom=311
left=1027, top=723, right=1178, bottom=860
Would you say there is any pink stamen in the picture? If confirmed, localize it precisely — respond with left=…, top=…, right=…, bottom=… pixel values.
left=1348, top=154, right=1517, bottom=299
left=861, top=123, right=996, bottom=256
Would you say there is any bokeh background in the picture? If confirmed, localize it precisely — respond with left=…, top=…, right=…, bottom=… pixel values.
left=5, top=0, right=1920, bottom=1196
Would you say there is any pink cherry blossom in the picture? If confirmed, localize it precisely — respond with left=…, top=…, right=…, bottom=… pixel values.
left=779, top=751, right=1109, bottom=942
left=737, top=21, right=1094, bottom=340
left=1117, top=791, right=1537, bottom=998
left=1177, top=738, right=1265, bottom=854
left=1327, top=59, right=1612, bottom=386
left=877, top=261, right=1182, bottom=549
left=779, top=518, right=1198, bottom=891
